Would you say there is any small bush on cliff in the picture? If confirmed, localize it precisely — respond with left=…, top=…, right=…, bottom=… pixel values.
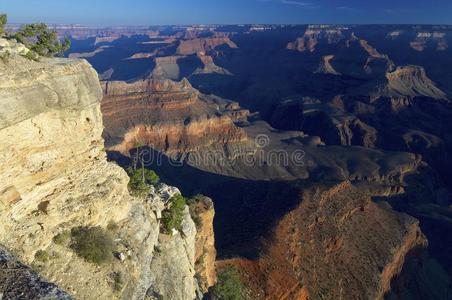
left=34, top=250, right=50, bottom=263
left=107, top=220, right=119, bottom=232
left=70, top=226, right=115, bottom=265
left=210, top=266, right=246, bottom=300
left=111, top=271, right=124, bottom=292
left=127, top=167, right=160, bottom=197
left=161, top=194, right=186, bottom=234
left=0, top=14, right=7, bottom=35
left=187, top=194, right=209, bottom=229
left=0, top=50, right=10, bottom=63
left=53, top=230, right=71, bottom=245
left=14, top=23, right=70, bottom=58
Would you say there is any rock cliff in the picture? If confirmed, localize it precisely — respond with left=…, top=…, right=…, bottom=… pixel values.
left=220, top=182, right=451, bottom=300
left=176, top=37, right=238, bottom=55
left=380, top=65, right=448, bottom=100
left=101, top=78, right=247, bottom=156
left=0, top=39, right=213, bottom=300
left=287, top=28, right=345, bottom=52
left=189, top=196, right=217, bottom=294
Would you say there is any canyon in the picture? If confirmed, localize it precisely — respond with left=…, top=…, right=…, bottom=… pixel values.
left=1, top=23, right=452, bottom=300
left=64, top=24, right=452, bottom=299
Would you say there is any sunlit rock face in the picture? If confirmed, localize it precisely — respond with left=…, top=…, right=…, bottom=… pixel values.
left=176, top=37, right=238, bottom=55
left=0, top=40, right=211, bottom=300
left=101, top=78, right=248, bottom=156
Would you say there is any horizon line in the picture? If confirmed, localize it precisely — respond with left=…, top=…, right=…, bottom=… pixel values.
left=5, top=22, right=452, bottom=27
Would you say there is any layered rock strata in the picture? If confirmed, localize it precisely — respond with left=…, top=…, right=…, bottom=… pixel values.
left=101, top=78, right=247, bottom=156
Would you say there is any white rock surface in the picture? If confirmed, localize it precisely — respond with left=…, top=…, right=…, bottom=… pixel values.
left=0, top=50, right=201, bottom=300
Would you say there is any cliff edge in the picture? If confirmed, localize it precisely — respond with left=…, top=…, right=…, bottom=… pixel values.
left=0, top=38, right=214, bottom=300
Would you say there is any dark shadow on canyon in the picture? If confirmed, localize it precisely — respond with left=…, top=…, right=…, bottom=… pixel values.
left=107, top=148, right=303, bottom=260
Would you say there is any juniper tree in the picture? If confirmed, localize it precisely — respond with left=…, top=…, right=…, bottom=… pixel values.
left=14, top=23, right=70, bottom=57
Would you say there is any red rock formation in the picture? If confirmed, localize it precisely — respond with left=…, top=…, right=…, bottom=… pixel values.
left=220, top=182, right=430, bottom=300
left=287, top=28, right=344, bottom=52
left=177, top=37, right=238, bottom=55
left=101, top=78, right=247, bottom=155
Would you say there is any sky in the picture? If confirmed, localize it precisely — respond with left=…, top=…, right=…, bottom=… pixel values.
left=1, top=0, right=452, bottom=26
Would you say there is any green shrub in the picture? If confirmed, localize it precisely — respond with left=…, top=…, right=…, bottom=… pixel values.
left=53, top=230, right=71, bottom=245
left=161, top=194, right=186, bottom=234
left=0, top=50, right=10, bottom=63
left=211, top=267, right=246, bottom=300
left=14, top=23, right=70, bottom=57
left=34, top=250, right=49, bottom=262
left=111, top=271, right=124, bottom=292
left=127, top=167, right=160, bottom=197
left=191, top=193, right=206, bottom=202
left=70, top=226, right=115, bottom=265
left=154, top=245, right=162, bottom=254
left=187, top=194, right=208, bottom=229
left=107, top=221, right=119, bottom=232
left=0, top=14, right=6, bottom=35
left=192, top=214, right=203, bottom=229
left=21, top=50, right=38, bottom=61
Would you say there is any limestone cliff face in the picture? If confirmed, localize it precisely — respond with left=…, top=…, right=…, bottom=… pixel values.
left=221, top=182, right=450, bottom=300
left=0, top=40, right=211, bottom=300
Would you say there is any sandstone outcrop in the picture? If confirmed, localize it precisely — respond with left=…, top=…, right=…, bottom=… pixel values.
left=0, top=41, right=213, bottom=300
